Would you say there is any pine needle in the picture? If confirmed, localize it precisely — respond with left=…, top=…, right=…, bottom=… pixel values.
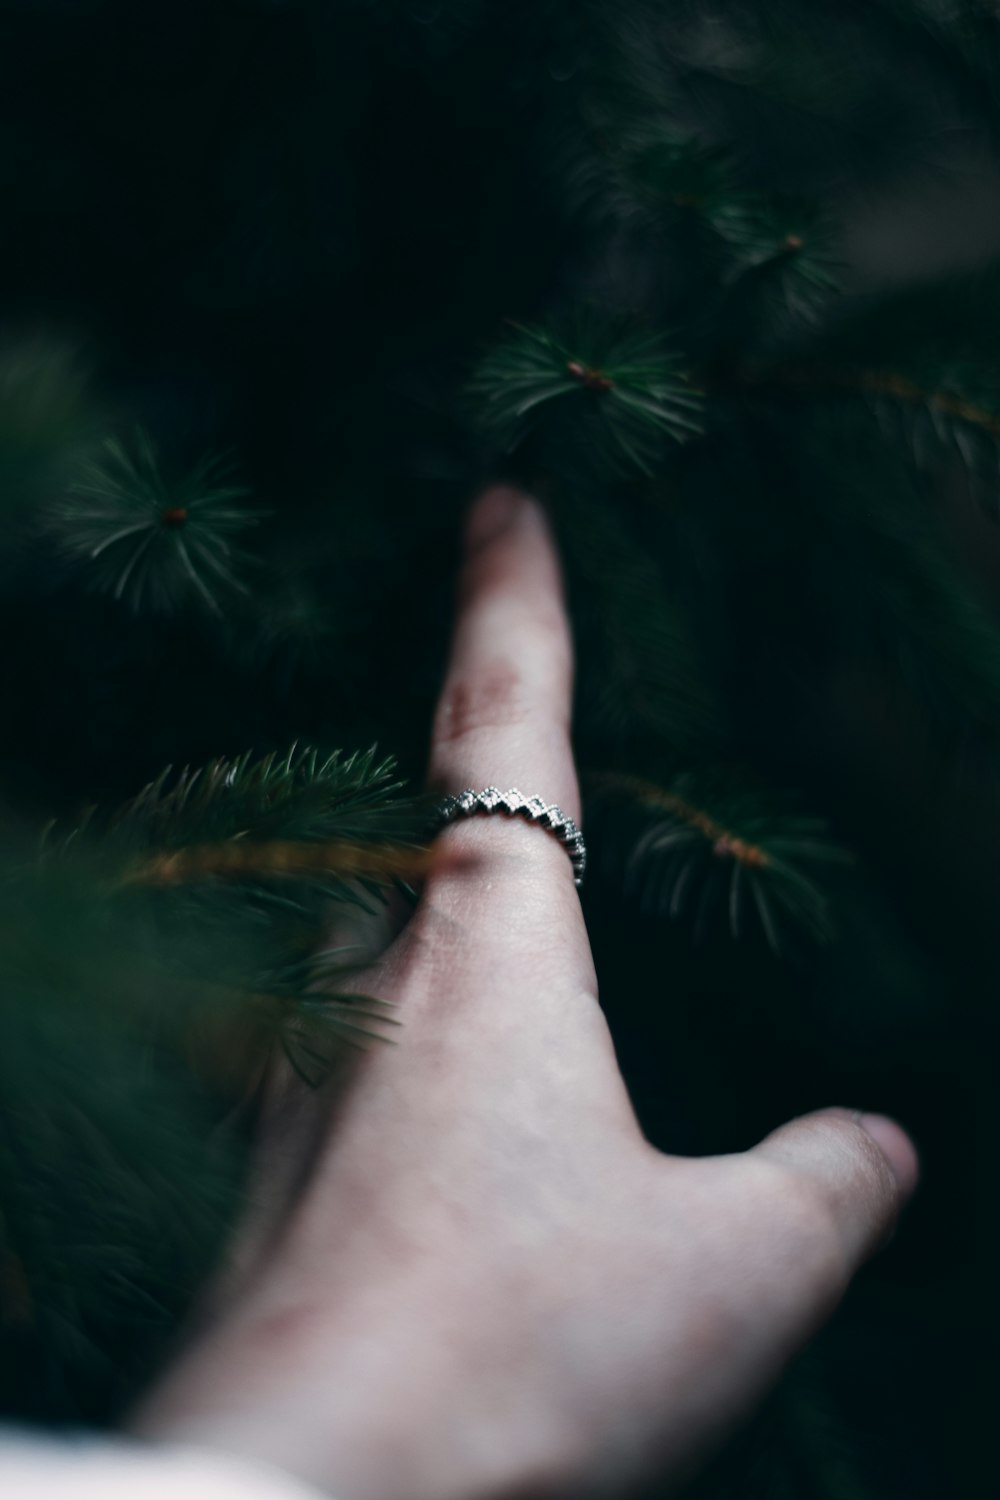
left=468, top=319, right=704, bottom=479
left=45, top=428, right=260, bottom=615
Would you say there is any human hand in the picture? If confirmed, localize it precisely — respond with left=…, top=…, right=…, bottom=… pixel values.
left=132, top=487, right=918, bottom=1500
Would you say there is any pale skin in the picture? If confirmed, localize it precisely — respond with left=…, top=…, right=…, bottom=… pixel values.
left=130, top=486, right=919, bottom=1500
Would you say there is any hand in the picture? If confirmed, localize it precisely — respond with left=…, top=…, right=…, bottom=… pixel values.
left=132, top=487, right=918, bottom=1500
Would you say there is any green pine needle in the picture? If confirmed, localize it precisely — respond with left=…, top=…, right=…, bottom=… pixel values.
left=46, top=428, right=259, bottom=616
left=750, top=262, right=1000, bottom=504
left=560, top=119, right=738, bottom=232
left=279, top=990, right=402, bottom=1085
left=468, top=320, right=705, bottom=478
left=712, top=197, right=841, bottom=314
left=590, top=770, right=850, bottom=952
left=109, top=741, right=417, bottom=850
left=51, top=744, right=430, bottom=922
left=40, top=745, right=425, bottom=1097
left=0, top=867, right=243, bottom=1418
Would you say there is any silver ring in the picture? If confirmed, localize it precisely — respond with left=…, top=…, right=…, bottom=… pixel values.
left=433, top=787, right=586, bottom=887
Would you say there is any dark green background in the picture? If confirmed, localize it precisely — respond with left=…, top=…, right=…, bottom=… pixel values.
left=0, top=4, right=995, bottom=1496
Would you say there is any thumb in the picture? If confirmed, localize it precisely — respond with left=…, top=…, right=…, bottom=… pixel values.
left=642, top=1110, right=919, bottom=1469
left=751, top=1106, right=920, bottom=1275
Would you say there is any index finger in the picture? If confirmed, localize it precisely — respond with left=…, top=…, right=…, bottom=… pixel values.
left=425, top=485, right=582, bottom=894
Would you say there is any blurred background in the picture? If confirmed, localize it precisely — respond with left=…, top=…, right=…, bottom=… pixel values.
left=1, top=3, right=998, bottom=1496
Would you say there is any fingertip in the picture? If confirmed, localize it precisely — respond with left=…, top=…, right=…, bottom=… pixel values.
left=855, top=1112, right=920, bottom=1203
left=697, top=1108, right=923, bottom=1420
left=751, top=1105, right=920, bottom=1271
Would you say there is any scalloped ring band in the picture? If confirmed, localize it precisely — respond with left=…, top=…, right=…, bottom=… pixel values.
left=434, top=787, right=587, bottom=888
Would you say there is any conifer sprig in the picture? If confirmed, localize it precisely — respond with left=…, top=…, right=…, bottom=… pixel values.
left=469, top=321, right=704, bottom=478
left=43, top=745, right=425, bottom=1073
left=275, top=986, right=401, bottom=1086
left=559, top=120, right=738, bottom=233
left=590, top=771, right=849, bottom=951
left=709, top=198, right=841, bottom=336
left=107, top=743, right=412, bottom=850
left=740, top=361, right=1000, bottom=501
left=46, top=429, right=259, bottom=616
left=57, top=743, right=429, bottom=917
left=749, top=262, right=1000, bottom=500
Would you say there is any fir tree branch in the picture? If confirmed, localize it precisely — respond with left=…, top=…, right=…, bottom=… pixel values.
left=92, top=744, right=424, bottom=858
left=40, top=746, right=426, bottom=1086
left=556, top=115, right=739, bottom=234
left=737, top=364, right=1000, bottom=438
left=700, top=199, right=842, bottom=361
left=594, top=772, right=775, bottom=868
left=740, top=260, right=1000, bottom=495
left=44, top=429, right=260, bottom=616
left=0, top=866, right=245, bottom=1417
left=469, top=320, right=704, bottom=479
left=125, top=838, right=435, bottom=888
left=587, top=769, right=850, bottom=951
left=727, top=359, right=1000, bottom=515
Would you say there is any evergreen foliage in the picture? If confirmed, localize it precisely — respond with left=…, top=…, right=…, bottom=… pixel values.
left=0, top=1, right=997, bottom=1494
left=2, top=743, right=423, bottom=1415
left=469, top=320, right=704, bottom=477
left=45, top=430, right=258, bottom=615
left=589, top=770, right=848, bottom=952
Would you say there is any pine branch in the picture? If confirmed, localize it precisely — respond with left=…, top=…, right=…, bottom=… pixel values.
left=46, top=745, right=431, bottom=937
left=0, top=867, right=243, bottom=1419
left=44, top=428, right=260, bottom=616
left=588, top=769, right=850, bottom=952
left=552, top=93, right=841, bottom=358
left=0, top=745, right=422, bottom=1399
left=850, top=367, right=1000, bottom=502
left=702, top=198, right=842, bottom=360
left=746, top=364, right=1000, bottom=435
left=859, top=369, right=1000, bottom=437
left=468, top=320, right=704, bottom=479
left=557, top=115, right=740, bottom=234
left=277, top=987, right=402, bottom=1087
left=127, top=838, right=433, bottom=888
left=92, top=742, right=420, bottom=854
left=736, top=362, right=1000, bottom=504
left=44, top=744, right=427, bottom=1071
left=170, top=964, right=401, bottom=1095
left=742, top=262, right=1000, bottom=503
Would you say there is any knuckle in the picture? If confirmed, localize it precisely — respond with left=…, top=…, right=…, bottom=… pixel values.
left=433, top=662, right=533, bottom=747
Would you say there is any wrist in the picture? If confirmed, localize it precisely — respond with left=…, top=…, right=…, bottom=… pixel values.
left=132, top=1270, right=583, bottom=1500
